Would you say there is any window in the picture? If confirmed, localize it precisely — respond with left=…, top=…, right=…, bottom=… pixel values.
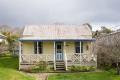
left=34, top=42, right=43, bottom=54
left=75, top=42, right=80, bottom=53
left=75, top=41, right=83, bottom=53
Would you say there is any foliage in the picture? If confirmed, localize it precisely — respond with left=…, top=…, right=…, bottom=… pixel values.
left=93, top=26, right=112, bottom=38
left=29, top=61, right=52, bottom=73
left=69, top=65, right=96, bottom=72
left=99, top=63, right=112, bottom=71
left=101, top=26, right=112, bottom=34
left=2, top=31, right=19, bottom=53
left=0, top=43, right=8, bottom=56
left=0, top=56, right=35, bottom=80
left=48, top=70, right=120, bottom=80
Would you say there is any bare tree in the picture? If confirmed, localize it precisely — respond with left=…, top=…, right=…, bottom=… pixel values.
left=94, top=31, right=120, bottom=74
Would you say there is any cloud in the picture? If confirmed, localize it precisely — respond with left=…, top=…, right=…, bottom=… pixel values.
left=0, top=0, right=120, bottom=30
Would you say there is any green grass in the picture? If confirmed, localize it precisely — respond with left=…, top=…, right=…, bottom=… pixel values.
left=48, top=71, right=120, bottom=80
left=0, top=56, right=35, bottom=80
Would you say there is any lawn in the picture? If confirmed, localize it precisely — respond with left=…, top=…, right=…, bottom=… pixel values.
left=48, top=71, right=120, bottom=80
left=0, top=56, right=35, bottom=80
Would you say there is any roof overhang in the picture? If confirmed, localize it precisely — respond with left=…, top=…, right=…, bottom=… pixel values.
left=19, top=38, right=95, bottom=42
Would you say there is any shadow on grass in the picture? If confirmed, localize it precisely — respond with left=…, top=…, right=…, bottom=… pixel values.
left=0, top=56, right=19, bottom=70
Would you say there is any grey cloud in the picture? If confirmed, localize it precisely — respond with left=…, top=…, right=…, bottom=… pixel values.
left=0, top=0, right=120, bottom=28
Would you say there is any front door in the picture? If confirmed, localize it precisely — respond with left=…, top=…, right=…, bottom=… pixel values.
left=55, top=42, right=63, bottom=61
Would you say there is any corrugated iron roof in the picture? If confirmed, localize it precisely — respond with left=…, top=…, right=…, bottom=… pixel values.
left=20, top=24, right=92, bottom=40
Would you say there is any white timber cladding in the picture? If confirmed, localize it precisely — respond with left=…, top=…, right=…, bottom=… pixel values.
left=21, top=24, right=92, bottom=40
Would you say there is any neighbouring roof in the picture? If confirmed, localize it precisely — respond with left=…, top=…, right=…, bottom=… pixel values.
left=20, top=24, right=93, bottom=41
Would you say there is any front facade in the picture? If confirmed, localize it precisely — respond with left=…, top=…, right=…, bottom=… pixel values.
left=19, top=24, right=96, bottom=70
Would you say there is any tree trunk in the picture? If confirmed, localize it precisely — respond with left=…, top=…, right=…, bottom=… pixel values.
left=116, top=62, right=120, bottom=75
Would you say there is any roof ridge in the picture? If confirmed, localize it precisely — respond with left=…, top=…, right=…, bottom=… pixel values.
left=24, top=24, right=84, bottom=27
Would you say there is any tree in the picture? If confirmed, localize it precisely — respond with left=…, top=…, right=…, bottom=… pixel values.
left=93, top=30, right=100, bottom=38
left=95, top=32, right=120, bottom=75
left=101, top=26, right=112, bottom=34
left=2, top=31, right=19, bottom=54
left=0, top=40, right=7, bottom=55
left=93, top=26, right=112, bottom=38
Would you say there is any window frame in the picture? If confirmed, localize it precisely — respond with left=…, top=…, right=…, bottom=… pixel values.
left=75, top=41, right=83, bottom=53
left=34, top=42, right=43, bottom=54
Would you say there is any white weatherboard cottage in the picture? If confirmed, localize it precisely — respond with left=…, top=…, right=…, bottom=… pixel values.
left=19, top=24, right=96, bottom=71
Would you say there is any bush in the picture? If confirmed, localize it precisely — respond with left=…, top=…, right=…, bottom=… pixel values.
left=89, top=66, right=96, bottom=71
left=99, top=63, right=112, bottom=71
left=69, top=65, right=96, bottom=72
left=31, top=61, right=48, bottom=73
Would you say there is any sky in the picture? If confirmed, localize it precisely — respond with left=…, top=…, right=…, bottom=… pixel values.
left=0, top=0, right=120, bottom=31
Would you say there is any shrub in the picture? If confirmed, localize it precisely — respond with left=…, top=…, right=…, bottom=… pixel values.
left=69, top=65, right=96, bottom=72
left=31, top=61, right=48, bottom=73
left=98, top=63, right=112, bottom=70
left=89, top=66, right=96, bottom=71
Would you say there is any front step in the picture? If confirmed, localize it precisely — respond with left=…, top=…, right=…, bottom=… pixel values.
left=55, top=61, right=65, bottom=71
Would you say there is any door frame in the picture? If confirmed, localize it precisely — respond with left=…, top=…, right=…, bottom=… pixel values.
left=55, top=41, right=64, bottom=61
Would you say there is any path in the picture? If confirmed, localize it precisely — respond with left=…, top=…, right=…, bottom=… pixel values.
left=28, top=73, right=54, bottom=80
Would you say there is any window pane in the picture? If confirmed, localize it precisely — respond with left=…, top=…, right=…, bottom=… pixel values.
left=38, top=42, right=42, bottom=48
left=57, top=44, right=61, bottom=49
left=34, top=42, right=37, bottom=54
left=75, top=42, right=80, bottom=53
left=76, top=47, right=80, bottom=53
left=38, top=42, right=42, bottom=54
left=75, top=42, right=80, bottom=47
left=39, top=47, right=42, bottom=53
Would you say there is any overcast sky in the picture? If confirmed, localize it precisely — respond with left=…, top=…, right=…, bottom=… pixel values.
left=0, top=0, right=120, bottom=30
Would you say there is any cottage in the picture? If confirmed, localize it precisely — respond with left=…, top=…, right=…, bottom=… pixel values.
left=19, top=24, right=96, bottom=71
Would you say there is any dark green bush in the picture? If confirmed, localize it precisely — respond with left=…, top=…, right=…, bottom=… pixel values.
left=69, top=65, right=96, bottom=72
left=99, top=63, right=112, bottom=71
